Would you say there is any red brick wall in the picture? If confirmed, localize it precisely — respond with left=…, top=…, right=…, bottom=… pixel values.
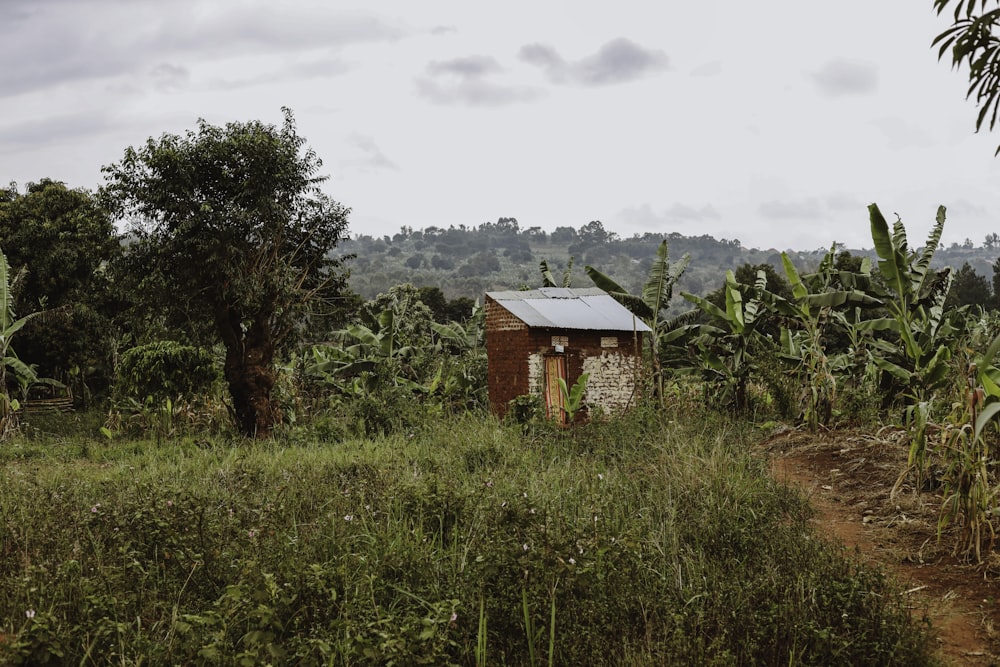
left=486, top=296, right=531, bottom=415
left=486, top=295, right=645, bottom=417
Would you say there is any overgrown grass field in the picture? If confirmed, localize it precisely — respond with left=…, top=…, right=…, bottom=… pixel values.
left=0, top=406, right=934, bottom=665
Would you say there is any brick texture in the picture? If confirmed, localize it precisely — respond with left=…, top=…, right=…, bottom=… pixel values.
left=485, top=295, right=645, bottom=418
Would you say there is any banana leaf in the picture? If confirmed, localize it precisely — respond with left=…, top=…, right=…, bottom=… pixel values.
left=871, top=356, right=913, bottom=383
left=681, top=292, right=728, bottom=323
left=586, top=266, right=655, bottom=320
left=724, top=271, right=745, bottom=331
left=869, top=203, right=909, bottom=304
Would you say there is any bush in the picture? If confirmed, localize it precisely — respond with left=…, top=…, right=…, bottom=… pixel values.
left=115, top=341, right=219, bottom=402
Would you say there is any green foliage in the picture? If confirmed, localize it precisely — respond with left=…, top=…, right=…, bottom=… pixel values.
left=0, top=409, right=934, bottom=665
left=0, top=179, right=117, bottom=312
left=0, top=246, right=48, bottom=439
left=947, top=261, right=993, bottom=309
left=115, top=341, right=219, bottom=402
left=506, top=394, right=545, bottom=425
left=101, top=108, right=352, bottom=437
left=306, top=284, right=487, bottom=424
left=863, top=204, right=964, bottom=490
left=556, top=372, right=589, bottom=423
left=933, top=0, right=1000, bottom=154
left=0, top=180, right=119, bottom=389
left=936, top=334, right=1000, bottom=562
left=679, top=270, right=773, bottom=413
left=769, top=248, right=880, bottom=430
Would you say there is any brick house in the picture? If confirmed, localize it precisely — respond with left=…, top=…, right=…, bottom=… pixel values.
left=485, top=287, right=651, bottom=422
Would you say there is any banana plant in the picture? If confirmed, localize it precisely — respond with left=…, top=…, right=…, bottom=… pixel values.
left=540, top=257, right=574, bottom=288
left=860, top=204, right=964, bottom=493
left=828, top=308, right=878, bottom=392
left=861, top=204, right=958, bottom=403
left=307, top=307, right=421, bottom=394
left=430, top=301, right=484, bottom=352
left=677, top=269, right=771, bottom=413
left=427, top=304, right=487, bottom=410
left=585, top=239, right=690, bottom=404
left=0, top=248, right=45, bottom=438
left=767, top=249, right=880, bottom=429
left=556, top=372, right=589, bottom=424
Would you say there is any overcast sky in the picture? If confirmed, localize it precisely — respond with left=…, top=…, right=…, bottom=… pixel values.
left=4, top=0, right=1000, bottom=251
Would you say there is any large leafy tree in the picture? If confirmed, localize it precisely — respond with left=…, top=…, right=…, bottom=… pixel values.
left=101, top=109, right=352, bottom=437
left=0, top=179, right=119, bottom=392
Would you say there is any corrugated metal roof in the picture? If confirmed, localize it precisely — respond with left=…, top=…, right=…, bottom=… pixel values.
left=487, top=287, right=651, bottom=332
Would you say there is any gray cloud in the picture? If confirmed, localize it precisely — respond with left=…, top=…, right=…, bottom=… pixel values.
left=758, top=198, right=827, bottom=220
left=691, top=61, right=722, bottom=77
left=945, top=198, right=989, bottom=218
left=342, top=134, right=400, bottom=173
left=807, top=59, right=879, bottom=97
left=757, top=194, right=873, bottom=223
left=519, top=38, right=670, bottom=86
left=0, top=4, right=401, bottom=100
left=519, top=44, right=564, bottom=71
left=825, top=192, right=865, bottom=213
left=427, top=55, right=503, bottom=78
left=665, top=202, right=721, bottom=221
left=618, top=202, right=721, bottom=229
left=153, top=10, right=402, bottom=58
left=206, top=58, right=352, bottom=92
left=0, top=111, right=119, bottom=151
left=0, top=23, right=135, bottom=99
left=870, top=117, right=934, bottom=150
left=150, top=63, right=191, bottom=93
left=417, top=55, right=540, bottom=106
left=416, top=78, right=540, bottom=107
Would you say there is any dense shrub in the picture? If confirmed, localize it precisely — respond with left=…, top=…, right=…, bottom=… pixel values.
left=115, top=341, right=219, bottom=401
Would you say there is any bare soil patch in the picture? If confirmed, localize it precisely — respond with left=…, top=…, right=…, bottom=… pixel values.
left=760, top=428, right=1000, bottom=666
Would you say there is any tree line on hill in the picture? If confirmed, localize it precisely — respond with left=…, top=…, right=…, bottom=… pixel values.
left=6, top=162, right=1000, bottom=438
left=339, top=216, right=1000, bottom=309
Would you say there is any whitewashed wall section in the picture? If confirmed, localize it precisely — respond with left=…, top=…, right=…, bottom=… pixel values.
left=527, top=353, right=544, bottom=395
left=582, top=351, right=640, bottom=415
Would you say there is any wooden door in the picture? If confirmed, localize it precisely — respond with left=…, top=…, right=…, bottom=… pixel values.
left=544, top=355, right=567, bottom=424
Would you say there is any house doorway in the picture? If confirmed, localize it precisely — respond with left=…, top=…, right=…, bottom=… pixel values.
left=544, top=354, right=567, bottom=425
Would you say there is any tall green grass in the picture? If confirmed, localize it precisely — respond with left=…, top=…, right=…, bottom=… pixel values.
left=0, top=405, right=933, bottom=665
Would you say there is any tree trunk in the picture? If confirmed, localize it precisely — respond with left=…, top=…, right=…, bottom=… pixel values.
left=217, top=306, right=278, bottom=438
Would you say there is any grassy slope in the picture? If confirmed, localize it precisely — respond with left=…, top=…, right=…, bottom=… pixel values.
left=0, top=407, right=934, bottom=665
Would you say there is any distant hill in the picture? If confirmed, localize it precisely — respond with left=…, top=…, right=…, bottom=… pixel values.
left=336, top=218, right=1000, bottom=309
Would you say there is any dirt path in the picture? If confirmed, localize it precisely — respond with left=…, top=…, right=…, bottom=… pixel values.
left=760, top=429, right=1000, bottom=666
